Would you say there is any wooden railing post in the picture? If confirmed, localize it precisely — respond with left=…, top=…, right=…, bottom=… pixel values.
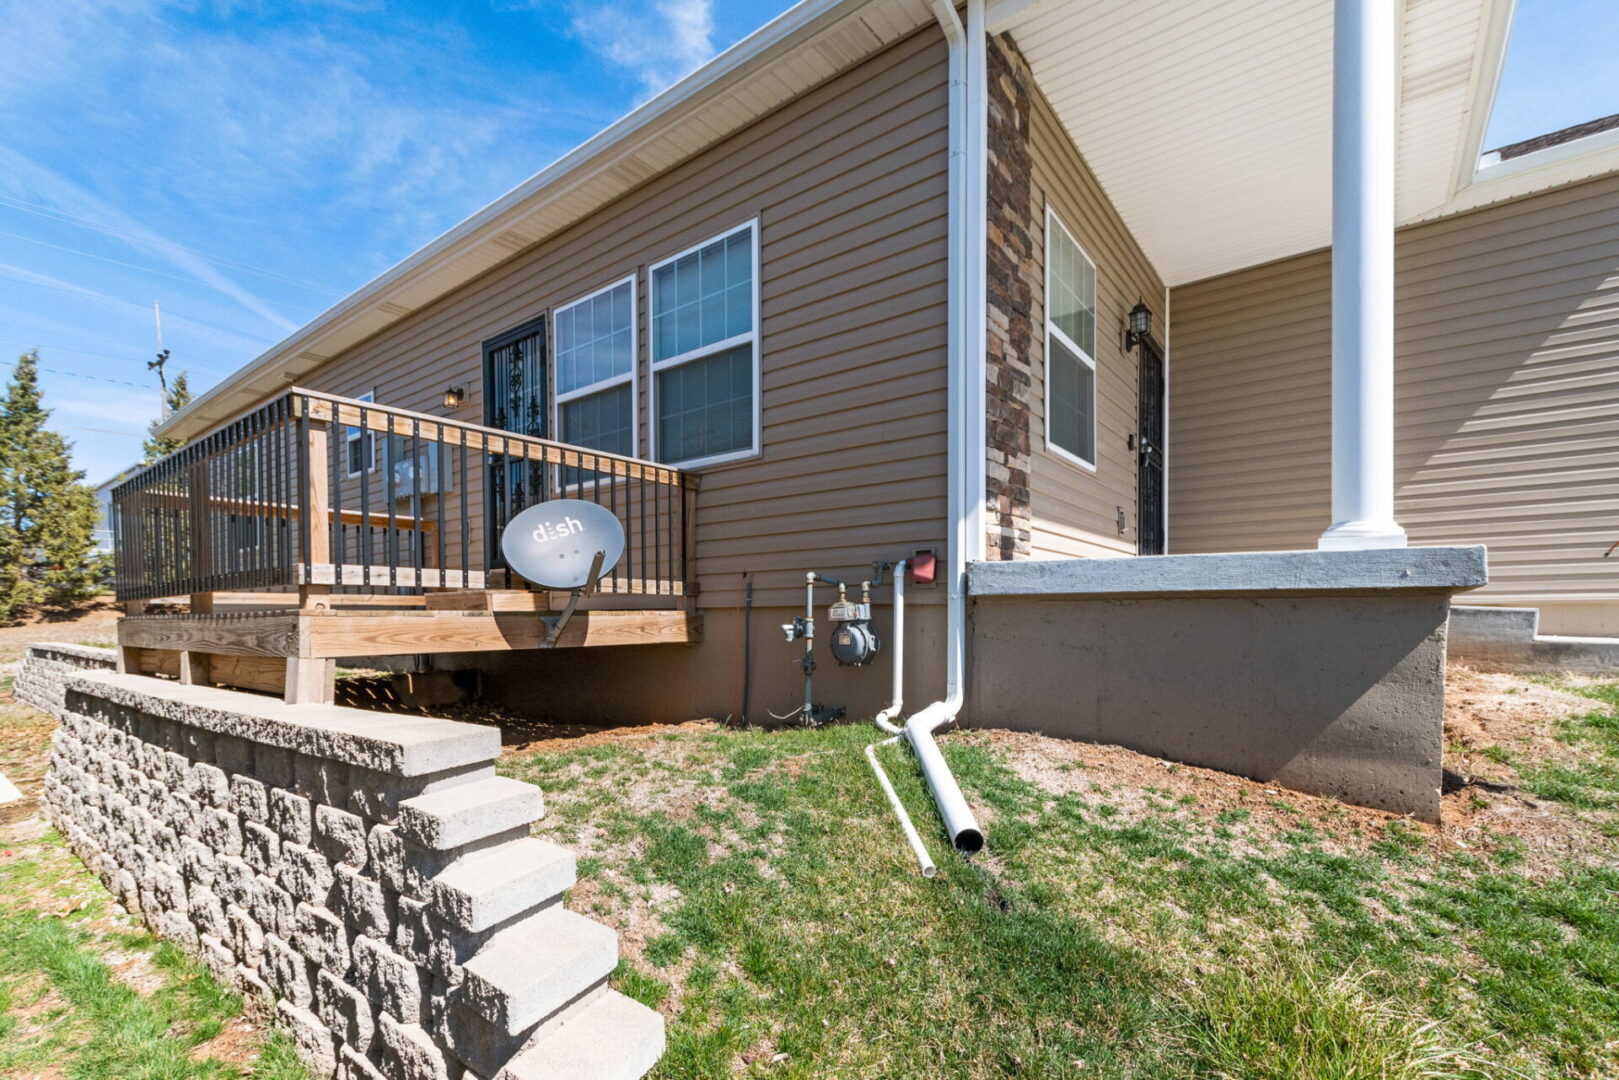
left=187, top=459, right=212, bottom=597
left=682, top=480, right=699, bottom=608
left=302, top=415, right=333, bottom=611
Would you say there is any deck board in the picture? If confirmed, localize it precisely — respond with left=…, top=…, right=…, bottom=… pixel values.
left=116, top=607, right=701, bottom=661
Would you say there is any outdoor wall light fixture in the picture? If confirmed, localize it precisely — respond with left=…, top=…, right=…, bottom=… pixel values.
left=1123, top=302, right=1153, bottom=350
left=443, top=386, right=466, bottom=409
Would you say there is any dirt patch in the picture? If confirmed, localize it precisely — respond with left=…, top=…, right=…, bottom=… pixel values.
left=1440, top=666, right=1613, bottom=872
left=968, top=666, right=1614, bottom=874
left=188, top=1016, right=264, bottom=1066
left=0, top=599, right=120, bottom=670
left=964, top=726, right=1399, bottom=851
left=498, top=717, right=722, bottom=754
left=0, top=702, right=60, bottom=802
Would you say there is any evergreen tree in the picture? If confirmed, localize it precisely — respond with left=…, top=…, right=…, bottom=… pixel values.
left=142, top=369, right=191, bottom=464
left=0, top=351, right=105, bottom=620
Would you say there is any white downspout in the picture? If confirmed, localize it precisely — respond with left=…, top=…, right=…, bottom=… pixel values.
left=883, top=0, right=984, bottom=858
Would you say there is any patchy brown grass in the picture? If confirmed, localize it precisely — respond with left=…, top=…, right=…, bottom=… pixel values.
left=0, top=599, right=120, bottom=669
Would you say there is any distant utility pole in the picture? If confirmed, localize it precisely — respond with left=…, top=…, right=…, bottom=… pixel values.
left=149, top=300, right=171, bottom=417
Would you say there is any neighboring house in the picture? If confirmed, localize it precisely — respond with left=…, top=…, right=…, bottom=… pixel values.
left=92, top=467, right=140, bottom=555
left=121, top=0, right=1608, bottom=817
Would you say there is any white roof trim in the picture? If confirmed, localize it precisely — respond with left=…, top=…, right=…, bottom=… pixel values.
left=162, top=0, right=933, bottom=439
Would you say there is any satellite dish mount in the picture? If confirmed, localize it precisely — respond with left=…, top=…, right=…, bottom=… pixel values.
left=499, top=500, right=627, bottom=649
left=543, top=549, right=605, bottom=648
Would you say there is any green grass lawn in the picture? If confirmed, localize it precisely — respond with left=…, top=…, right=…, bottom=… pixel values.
left=0, top=698, right=311, bottom=1080
left=502, top=671, right=1619, bottom=1080
left=2, top=664, right=1614, bottom=1080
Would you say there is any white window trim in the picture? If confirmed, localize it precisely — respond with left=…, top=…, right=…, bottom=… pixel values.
left=345, top=390, right=378, bottom=478
left=647, top=219, right=762, bottom=469
left=1043, top=207, right=1099, bottom=474
left=551, top=274, right=639, bottom=459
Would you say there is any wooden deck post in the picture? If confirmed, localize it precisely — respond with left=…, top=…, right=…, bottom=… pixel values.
left=284, top=657, right=336, bottom=705
left=177, top=651, right=212, bottom=687
left=301, top=416, right=334, bottom=612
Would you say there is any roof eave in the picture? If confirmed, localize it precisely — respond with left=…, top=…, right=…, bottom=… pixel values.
left=160, top=0, right=882, bottom=441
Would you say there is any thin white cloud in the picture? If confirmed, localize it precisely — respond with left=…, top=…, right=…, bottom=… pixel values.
left=0, top=262, right=271, bottom=351
left=571, top=0, right=716, bottom=96
left=55, top=391, right=156, bottom=426
left=0, top=146, right=298, bottom=332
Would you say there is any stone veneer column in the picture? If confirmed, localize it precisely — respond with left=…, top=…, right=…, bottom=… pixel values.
left=984, top=35, right=1038, bottom=561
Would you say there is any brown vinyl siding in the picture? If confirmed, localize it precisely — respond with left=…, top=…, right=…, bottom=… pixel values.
left=300, top=28, right=951, bottom=609
left=1025, top=79, right=1165, bottom=559
left=1169, top=172, right=1619, bottom=610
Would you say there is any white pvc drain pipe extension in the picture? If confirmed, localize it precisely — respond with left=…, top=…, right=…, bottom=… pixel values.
left=865, top=558, right=939, bottom=876
left=864, top=736, right=937, bottom=877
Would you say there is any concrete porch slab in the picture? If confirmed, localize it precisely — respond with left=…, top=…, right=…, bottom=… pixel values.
left=969, top=545, right=1488, bottom=598
left=1449, top=606, right=1619, bottom=675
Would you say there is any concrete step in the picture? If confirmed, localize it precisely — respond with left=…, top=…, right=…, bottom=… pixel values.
left=496, top=990, right=665, bottom=1080
left=460, top=906, right=617, bottom=1035
left=430, top=837, right=576, bottom=932
left=398, top=776, right=544, bottom=850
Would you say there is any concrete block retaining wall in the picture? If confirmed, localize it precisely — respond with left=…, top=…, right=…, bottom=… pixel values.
left=31, top=651, right=662, bottom=1080
left=14, top=641, right=118, bottom=715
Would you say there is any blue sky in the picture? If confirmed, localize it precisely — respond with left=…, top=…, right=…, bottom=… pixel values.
left=1, top=0, right=1612, bottom=486
left=0, top=0, right=797, bottom=484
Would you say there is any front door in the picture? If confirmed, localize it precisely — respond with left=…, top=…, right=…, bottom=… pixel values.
left=1136, top=337, right=1166, bottom=555
left=483, top=317, right=548, bottom=568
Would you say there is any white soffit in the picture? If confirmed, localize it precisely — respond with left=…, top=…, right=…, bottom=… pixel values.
left=991, top=0, right=1501, bottom=287
left=164, top=0, right=935, bottom=439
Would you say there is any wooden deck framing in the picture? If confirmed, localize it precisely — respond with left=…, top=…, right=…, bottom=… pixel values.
left=116, top=604, right=702, bottom=705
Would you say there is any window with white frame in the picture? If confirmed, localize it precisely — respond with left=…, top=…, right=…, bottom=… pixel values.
left=650, top=222, right=758, bottom=466
left=345, top=391, right=377, bottom=477
left=555, top=277, right=636, bottom=458
left=1045, top=210, right=1098, bottom=469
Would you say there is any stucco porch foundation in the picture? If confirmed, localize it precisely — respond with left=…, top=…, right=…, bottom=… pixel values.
left=967, top=547, right=1488, bottom=822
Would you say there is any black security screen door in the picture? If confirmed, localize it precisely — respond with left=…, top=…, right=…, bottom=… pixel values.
left=484, top=316, right=548, bottom=569
left=1136, top=337, right=1167, bottom=555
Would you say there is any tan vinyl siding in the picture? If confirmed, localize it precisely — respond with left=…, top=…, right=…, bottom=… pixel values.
left=1025, top=82, right=1165, bottom=559
left=1169, top=172, right=1619, bottom=609
left=300, top=29, right=951, bottom=609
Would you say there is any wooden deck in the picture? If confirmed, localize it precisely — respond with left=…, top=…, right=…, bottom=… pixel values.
left=116, top=598, right=702, bottom=705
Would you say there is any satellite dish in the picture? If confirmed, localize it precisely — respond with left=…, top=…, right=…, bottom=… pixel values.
left=501, top=500, right=626, bottom=590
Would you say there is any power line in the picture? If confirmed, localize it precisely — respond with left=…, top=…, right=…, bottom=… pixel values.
left=0, top=333, right=236, bottom=375
left=0, top=266, right=275, bottom=347
left=0, top=345, right=165, bottom=388
left=0, top=194, right=346, bottom=296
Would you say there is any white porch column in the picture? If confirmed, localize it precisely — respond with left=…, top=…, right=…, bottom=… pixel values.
left=1319, top=0, right=1408, bottom=551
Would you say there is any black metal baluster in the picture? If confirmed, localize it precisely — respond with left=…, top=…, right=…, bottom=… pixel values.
left=410, top=415, right=422, bottom=593
left=386, top=410, right=398, bottom=593
left=359, top=403, right=372, bottom=590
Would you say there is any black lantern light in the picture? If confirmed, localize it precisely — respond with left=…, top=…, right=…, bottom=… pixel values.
left=1123, top=302, right=1153, bottom=350
left=443, top=386, right=466, bottom=409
